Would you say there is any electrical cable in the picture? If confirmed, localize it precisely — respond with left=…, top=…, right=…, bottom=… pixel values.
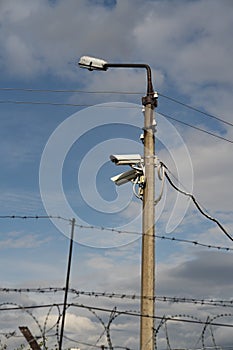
left=69, top=303, right=233, bottom=328
left=162, top=163, right=233, bottom=242
left=154, top=162, right=165, bottom=205
left=0, top=87, right=231, bottom=128
left=0, top=87, right=142, bottom=95
left=0, top=100, right=139, bottom=108
left=132, top=176, right=143, bottom=200
left=158, top=93, right=233, bottom=128
left=159, top=111, right=233, bottom=144
left=0, top=86, right=231, bottom=126
left=0, top=97, right=232, bottom=144
left=3, top=301, right=233, bottom=328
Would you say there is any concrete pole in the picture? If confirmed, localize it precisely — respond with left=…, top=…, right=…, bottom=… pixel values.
left=140, top=101, right=155, bottom=350
left=78, top=57, right=157, bottom=349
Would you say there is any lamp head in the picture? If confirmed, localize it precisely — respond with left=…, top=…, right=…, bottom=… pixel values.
left=79, top=55, right=108, bottom=71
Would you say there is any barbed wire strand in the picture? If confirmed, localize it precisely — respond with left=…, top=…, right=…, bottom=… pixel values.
left=0, top=215, right=70, bottom=221
left=2, top=287, right=233, bottom=308
left=0, top=214, right=232, bottom=252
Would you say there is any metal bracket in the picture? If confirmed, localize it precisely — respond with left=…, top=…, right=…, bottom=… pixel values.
left=138, top=175, right=146, bottom=197
left=143, top=155, right=159, bottom=166
left=142, top=92, right=158, bottom=107
left=142, top=120, right=157, bottom=133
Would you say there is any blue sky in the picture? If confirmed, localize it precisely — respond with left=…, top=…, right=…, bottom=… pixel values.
left=0, top=0, right=233, bottom=349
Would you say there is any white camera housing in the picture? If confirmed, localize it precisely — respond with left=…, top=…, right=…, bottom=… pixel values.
left=79, top=56, right=108, bottom=71
left=110, top=154, right=142, bottom=166
left=111, top=169, right=139, bottom=186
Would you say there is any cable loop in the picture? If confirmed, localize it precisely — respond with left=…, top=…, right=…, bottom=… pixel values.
left=154, top=163, right=165, bottom=205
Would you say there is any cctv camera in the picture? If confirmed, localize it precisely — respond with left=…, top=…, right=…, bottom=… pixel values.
left=79, top=56, right=108, bottom=71
left=111, top=169, right=139, bottom=186
left=110, top=154, right=142, bottom=166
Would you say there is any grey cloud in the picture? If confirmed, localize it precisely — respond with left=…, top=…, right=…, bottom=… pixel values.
left=0, top=0, right=143, bottom=79
left=1, top=0, right=232, bottom=104
left=134, top=0, right=233, bottom=93
left=158, top=251, right=233, bottom=297
left=173, top=251, right=233, bottom=285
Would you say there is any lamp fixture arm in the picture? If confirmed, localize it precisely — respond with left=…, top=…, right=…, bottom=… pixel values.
left=104, top=63, right=154, bottom=99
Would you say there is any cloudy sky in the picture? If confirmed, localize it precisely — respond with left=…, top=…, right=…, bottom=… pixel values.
left=0, top=0, right=233, bottom=349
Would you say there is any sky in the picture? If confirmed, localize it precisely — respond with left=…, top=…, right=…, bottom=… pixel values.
left=0, top=0, right=233, bottom=349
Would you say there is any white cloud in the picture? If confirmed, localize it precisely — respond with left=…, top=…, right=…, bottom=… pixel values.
left=0, top=231, right=50, bottom=249
left=3, top=34, right=43, bottom=78
left=0, top=190, right=43, bottom=213
left=0, top=0, right=141, bottom=79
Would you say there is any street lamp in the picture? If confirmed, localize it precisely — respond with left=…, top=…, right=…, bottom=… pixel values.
left=79, top=55, right=158, bottom=350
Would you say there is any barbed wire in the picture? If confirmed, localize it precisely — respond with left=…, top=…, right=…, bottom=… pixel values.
left=43, top=304, right=61, bottom=349
left=201, top=314, right=233, bottom=350
left=1, top=301, right=233, bottom=328
left=0, top=302, right=45, bottom=347
left=1, top=214, right=232, bottom=252
left=67, top=303, right=233, bottom=329
left=76, top=223, right=233, bottom=252
left=155, top=313, right=204, bottom=350
left=1, top=301, right=233, bottom=350
left=0, top=302, right=61, bottom=349
left=1, top=287, right=233, bottom=308
left=0, top=215, right=70, bottom=222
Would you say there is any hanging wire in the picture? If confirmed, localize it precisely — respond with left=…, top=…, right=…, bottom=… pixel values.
left=161, top=162, right=233, bottom=242
left=154, top=162, right=165, bottom=205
